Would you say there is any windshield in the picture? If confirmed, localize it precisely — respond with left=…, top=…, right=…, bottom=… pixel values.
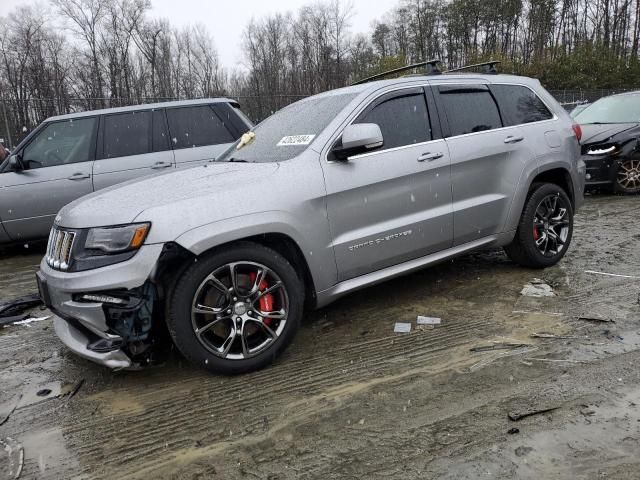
left=217, top=92, right=357, bottom=163
left=575, top=94, right=640, bottom=124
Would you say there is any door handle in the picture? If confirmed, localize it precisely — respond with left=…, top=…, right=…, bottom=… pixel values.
left=417, top=152, right=444, bottom=162
left=67, top=173, right=90, bottom=180
left=151, top=161, right=172, bottom=169
left=504, top=135, right=524, bottom=144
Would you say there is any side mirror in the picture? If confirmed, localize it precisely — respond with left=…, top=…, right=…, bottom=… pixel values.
left=333, top=123, right=383, bottom=160
left=8, top=154, right=25, bottom=172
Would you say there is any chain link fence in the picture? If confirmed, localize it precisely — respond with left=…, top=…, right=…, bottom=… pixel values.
left=549, top=88, right=638, bottom=111
left=1, top=88, right=638, bottom=149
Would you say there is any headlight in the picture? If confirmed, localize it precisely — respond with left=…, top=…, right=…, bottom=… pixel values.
left=85, top=223, right=150, bottom=254
left=586, top=145, right=617, bottom=156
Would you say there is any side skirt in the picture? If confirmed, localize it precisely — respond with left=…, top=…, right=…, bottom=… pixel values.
left=315, top=233, right=512, bottom=308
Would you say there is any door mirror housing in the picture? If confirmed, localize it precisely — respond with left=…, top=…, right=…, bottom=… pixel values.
left=8, top=154, right=25, bottom=172
left=333, top=123, right=384, bottom=160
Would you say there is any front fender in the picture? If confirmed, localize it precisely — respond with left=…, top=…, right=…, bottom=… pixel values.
left=173, top=210, right=338, bottom=294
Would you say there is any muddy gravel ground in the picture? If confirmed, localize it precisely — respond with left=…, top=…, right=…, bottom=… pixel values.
left=1, top=194, right=640, bottom=480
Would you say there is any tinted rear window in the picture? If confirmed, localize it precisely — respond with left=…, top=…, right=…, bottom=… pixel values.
left=166, top=105, right=235, bottom=149
left=103, top=111, right=151, bottom=158
left=356, top=90, right=431, bottom=150
left=492, top=84, right=553, bottom=125
left=439, top=87, right=502, bottom=136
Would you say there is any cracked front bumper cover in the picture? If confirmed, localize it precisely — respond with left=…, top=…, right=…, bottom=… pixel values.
left=38, top=244, right=164, bottom=369
left=53, top=316, right=132, bottom=369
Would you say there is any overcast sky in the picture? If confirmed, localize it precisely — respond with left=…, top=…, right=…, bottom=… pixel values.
left=3, top=0, right=397, bottom=70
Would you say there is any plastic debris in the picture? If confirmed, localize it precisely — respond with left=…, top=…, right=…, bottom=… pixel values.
left=0, top=293, right=43, bottom=319
left=0, top=437, right=24, bottom=479
left=394, top=322, right=411, bottom=334
left=470, top=343, right=530, bottom=352
left=530, top=333, right=585, bottom=339
left=0, top=314, right=29, bottom=327
left=417, top=316, right=441, bottom=326
left=508, top=406, right=560, bottom=422
left=577, top=316, right=614, bottom=323
left=520, top=279, right=555, bottom=297
left=9, top=316, right=50, bottom=327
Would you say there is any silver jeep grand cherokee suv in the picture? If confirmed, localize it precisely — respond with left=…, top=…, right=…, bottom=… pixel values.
left=37, top=73, right=586, bottom=374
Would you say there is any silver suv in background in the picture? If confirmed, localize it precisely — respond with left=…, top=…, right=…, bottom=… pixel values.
left=37, top=72, right=585, bottom=374
left=0, top=99, right=252, bottom=244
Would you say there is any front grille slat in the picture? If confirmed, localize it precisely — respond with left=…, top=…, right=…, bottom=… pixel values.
left=46, top=227, right=75, bottom=271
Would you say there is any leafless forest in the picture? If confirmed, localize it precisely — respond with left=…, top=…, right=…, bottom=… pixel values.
left=2, top=0, right=640, bottom=146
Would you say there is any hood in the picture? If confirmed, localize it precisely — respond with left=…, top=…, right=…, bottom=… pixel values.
left=580, top=123, right=640, bottom=145
left=57, top=162, right=280, bottom=229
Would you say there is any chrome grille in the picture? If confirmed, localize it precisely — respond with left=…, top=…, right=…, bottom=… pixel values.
left=46, top=228, right=76, bottom=271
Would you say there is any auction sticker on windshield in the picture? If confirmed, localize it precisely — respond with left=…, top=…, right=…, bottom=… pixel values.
left=277, top=135, right=316, bottom=146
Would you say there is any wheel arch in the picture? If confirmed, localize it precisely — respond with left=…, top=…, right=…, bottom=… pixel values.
left=167, top=216, right=323, bottom=309
left=530, top=167, right=575, bottom=208
left=504, top=165, right=576, bottom=236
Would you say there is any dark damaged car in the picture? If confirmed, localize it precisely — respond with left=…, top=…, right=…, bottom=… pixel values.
left=575, top=91, right=640, bottom=194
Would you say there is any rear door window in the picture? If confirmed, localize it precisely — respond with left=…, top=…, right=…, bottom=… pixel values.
left=355, top=89, right=431, bottom=150
left=491, top=84, right=553, bottom=126
left=22, top=117, right=97, bottom=169
left=438, top=86, right=502, bottom=136
left=103, top=111, right=151, bottom=158
left=166, top=105, right=235, bottom=149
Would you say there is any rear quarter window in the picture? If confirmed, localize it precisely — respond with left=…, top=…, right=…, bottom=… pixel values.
left=438, top=87, right=502, bottom=136
left=166, top=105, right=235, bottom=149
left=491, top=85, right=553, bottom=126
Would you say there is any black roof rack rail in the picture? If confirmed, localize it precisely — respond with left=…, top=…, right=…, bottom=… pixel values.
left=351, top=59, right=443, bottom=86
left=445, top=60, right=501, bottom=75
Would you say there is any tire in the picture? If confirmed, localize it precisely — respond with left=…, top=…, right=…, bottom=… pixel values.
left=168, top=241, right=304, bottom=374
left=613, top=159, right=640, bottom=194
left=504, top=183, right=574, bottom=269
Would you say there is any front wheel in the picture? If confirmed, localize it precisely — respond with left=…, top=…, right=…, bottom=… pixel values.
left=504, top=183, right=574, bottom=268
left=168, top=242, right=304, bottom=374
left=614, top=159, right=640, bottom=194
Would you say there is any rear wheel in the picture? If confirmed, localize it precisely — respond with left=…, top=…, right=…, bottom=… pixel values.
left=168, top=242, right=304, bottom=374
left=614, top=159, right=640, bottom=194
left=504, top=183, right=573, bottom=268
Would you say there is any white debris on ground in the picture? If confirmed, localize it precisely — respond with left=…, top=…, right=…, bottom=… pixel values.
left=520, top=278, right=555, bottom=297
left=9, top=316, right=50, bottom=327
left=0, top=437, right=24, bottom=480
left=417, top=316, right=441, bottom=325
left=394, top=322, right=412, bottom=334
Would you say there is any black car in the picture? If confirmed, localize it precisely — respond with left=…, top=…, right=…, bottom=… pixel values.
left=575, top=92, right=640, bottom=194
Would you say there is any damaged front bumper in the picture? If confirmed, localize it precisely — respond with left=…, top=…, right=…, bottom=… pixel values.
left=37, top=244, right=164, bottom=369
left=583, top=154, right=618, bottom=188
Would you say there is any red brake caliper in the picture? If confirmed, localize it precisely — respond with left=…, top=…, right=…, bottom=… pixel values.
left=533, top=224, right=540, bottom=241
left=249, top=271, right=275, bottom=326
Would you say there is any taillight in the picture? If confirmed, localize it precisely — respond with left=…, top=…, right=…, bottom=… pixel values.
left=572, top=124, right=582, bottom=142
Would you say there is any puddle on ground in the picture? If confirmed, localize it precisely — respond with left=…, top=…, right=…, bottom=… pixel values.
left=502, top=387, right=640, bottom=479
left=19, top=427, right=78, bottom=477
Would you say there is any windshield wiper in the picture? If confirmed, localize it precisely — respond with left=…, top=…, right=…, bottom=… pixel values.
left=226, top=158, right=250, bottom=163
